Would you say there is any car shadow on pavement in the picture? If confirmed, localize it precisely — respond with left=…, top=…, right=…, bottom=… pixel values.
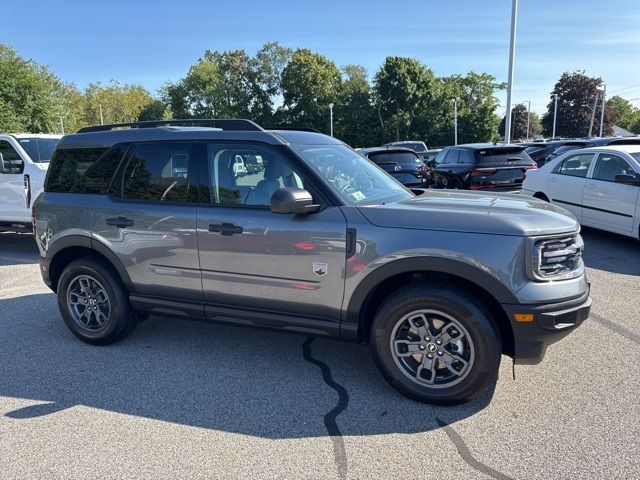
left=581, top=227, right=640, bottom=276
left=0, top=292, right=495, bottom=439
left=0, top=232, right=39, bottom=265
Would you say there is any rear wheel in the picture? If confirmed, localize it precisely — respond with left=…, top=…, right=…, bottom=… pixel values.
left=370, top=283, right=501, bottom=405
left=57, top=258, right=137, bottom=345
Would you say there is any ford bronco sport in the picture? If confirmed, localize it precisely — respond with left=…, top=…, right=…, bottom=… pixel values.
left=33, top=119, right=591, bottom=405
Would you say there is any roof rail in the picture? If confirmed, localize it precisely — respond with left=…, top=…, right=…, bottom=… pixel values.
left=76, top=119, right=264, bottom=134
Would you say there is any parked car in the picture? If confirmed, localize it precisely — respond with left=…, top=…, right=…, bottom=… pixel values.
left=522, top=145, right=640, bottom=239
left=0, top=133, right=61, bottom=232
left=233, top=155, right=247, bottom=177
left=545, top=137, right=640, bottom=163
left=359, top=146, right=428, bottom=188
left=525, top=140, right=569, bottom=167
left=422, top=149, right=442, bottom=164
left=34, top=118, right=590, bottom=405
left=384, top=141, right=429, bottom=156
left=428, top=143, right=537, bottom=190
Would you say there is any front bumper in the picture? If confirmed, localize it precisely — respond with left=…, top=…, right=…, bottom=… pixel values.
left=502, top=286, right=591, bottom=364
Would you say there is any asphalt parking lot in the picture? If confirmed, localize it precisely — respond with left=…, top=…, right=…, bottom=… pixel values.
left=0, top=229, right=638, bottom=479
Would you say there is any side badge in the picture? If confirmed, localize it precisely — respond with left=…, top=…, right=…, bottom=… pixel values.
left=313, top=262, right=328, bottom=276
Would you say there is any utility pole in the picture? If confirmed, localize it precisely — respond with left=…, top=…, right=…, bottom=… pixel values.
left=588, top=96, right=598, bottom=137
left=99, top=105, right=104, bottom=125
left=504, top=0, right=518, bottom=144
left=59, top=116, right=65, bottom=135
left=599, top=84, right=606, bottom=137
left=526, top=100, right=531, bottom=141
left=552, top=94, right=558, bottom=138
left=453, top=98, right=458, bottom=145
left=329, top=103, right=334, bottom=137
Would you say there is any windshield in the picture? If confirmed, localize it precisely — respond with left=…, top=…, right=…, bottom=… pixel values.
left=292, top=145, right=414, bottom=205
left=18, top=138, right=60, bottom=162
left=630, top=152, right=640, bottom=163
left=369, top=152, right=421, bottom=165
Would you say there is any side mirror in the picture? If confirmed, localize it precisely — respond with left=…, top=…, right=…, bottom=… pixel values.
left=270, top=187, right=320, bottom=214
left=614, top=173, right=640, bottom=186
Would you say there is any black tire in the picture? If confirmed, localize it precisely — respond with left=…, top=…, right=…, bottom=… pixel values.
left=370, top=282, right=501, bottom=405
left=57, top=257, right=137, bottom=345
left=449, top=178, right=464, bottom=189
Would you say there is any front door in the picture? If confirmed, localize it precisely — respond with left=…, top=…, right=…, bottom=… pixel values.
left=547, top=152, right=595, bottom=220
left=582, top=153, right=639, bottom=235
left=92, top=142, right=202, bottom=302
left=196, top=142, right=347, bottom=327
left=0, top=140, right=27, bottom=223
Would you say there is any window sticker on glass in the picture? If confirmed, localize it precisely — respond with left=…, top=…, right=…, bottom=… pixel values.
left=351, top=191, right=366, bottom=201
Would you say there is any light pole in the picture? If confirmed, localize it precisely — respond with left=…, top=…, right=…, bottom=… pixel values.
left=552, top=94, right=558, bottom=139
left=99, top=105, right=104, bottom=125
left=503, top=0, right=518, bottom=144
left=329, top=103, right=334, bottom=137
left=59, top=116, right=65, bottom=135
left=585, top=96, right=599, bottom=137
left=525, top=100, right=531, bottom=141
left=599, top=84, right=606, bottom=137
left=453, top=98, right=458, bottom=145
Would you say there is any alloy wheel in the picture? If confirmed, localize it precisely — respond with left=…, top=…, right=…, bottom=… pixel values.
left=66, top=275, right=111, bottom=333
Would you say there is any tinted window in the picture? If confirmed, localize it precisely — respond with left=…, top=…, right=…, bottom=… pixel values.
left=476, top=147, right=528, bottom=164
left=551, top=145, right=584, bottom=157
left=205, top=144, right=304, bottom=207
left=18, top=138, right=60, bottom=162
left=368, top=152, right=421, bottom=165
left=554, top=153, right=593, bottom=178
left=458, top=150, right=473, bottom=164
left=0, top=140, right=23, bottom=174
left=444, top=149, right=460, bottom=164
left=593, top=154, right=634, bottom=182
left=45, top=148, right=109, bottom=192
left=122, top=143, right=194, bottom=202
left=433, top=149, right=447, bottom=164
left=72, top=146, right=126, bottom=194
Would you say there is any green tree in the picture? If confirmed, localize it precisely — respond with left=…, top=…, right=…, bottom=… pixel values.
left=499, top=103, right=539, bottom=140
left=542, top=71, right=613, bottom=138
left=80, top=82, right=154, bottom=126
left=251, top=42, right=293, bottom=124
left=606, top=95, right=638, bottom=129
left=0, top=44, right=64, bottom=132
left=374, top=57, right=438, bottom=142
left=137, top=99, right=169, bottom=121
left=333, top=65, right=379, bottom=147
left=279, top=49, right=341, bottom=131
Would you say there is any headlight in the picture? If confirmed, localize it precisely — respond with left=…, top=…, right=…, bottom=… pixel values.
left=526, top=233, right=584, bottom=281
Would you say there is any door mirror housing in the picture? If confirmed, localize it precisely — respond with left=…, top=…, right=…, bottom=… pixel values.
left=614, top=173, right=640, bottom=186
left=270, top=188, right=320, bottom=214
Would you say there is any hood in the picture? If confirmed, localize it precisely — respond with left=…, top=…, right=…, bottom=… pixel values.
left=357, top=190, right=579, bottom=237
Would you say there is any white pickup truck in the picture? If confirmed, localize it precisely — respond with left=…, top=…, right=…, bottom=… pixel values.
left=0, top=133, right=62, bottom=232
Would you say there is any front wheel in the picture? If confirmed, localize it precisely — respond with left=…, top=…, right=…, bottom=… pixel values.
left=370, top=283, right=501, bottom=405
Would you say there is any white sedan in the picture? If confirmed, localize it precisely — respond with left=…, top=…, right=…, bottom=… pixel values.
left=522, top=145, right=640, bottom=239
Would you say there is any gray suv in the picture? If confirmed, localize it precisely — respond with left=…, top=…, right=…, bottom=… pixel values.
left=33, top=119, right=591, bottom=405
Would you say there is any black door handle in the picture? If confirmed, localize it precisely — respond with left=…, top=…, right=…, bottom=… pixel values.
left=209, top=223, right=243, bottom=236
left=106, top=216, right=134, bottom=228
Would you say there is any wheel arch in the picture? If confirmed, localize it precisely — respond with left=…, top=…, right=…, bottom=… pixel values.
left=343, top=258, right=516, bottom=357
left=47, top=235, right=133, bottom=293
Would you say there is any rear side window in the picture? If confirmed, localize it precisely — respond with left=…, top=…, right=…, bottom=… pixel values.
left=121, top=143, right=195, bottom=203
left=458, top=150, right=473, bottom=164
left=45, top=148, right=110, bottom=192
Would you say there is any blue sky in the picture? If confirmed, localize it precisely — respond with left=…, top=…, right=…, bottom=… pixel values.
left=5, top=0, right=640, bottom=116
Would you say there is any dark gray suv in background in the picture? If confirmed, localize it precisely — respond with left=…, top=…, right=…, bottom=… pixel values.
left=33, top=119, right=591, bottom=405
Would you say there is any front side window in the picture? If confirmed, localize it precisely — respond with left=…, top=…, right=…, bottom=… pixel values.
left=205, top=144, right=304, bottom=207
left=292, top=144, right=412, bottom=205
left=122, top=143, right=194, bottom=202
left=444, top=149, right=460, bottom=164
left=554, top=153, right=594, bottom=178
left=0, top=140, right=23, bottom=174
left=432, top=149, right=448, bottom=164
left=592, top=154, right=634, bottom=182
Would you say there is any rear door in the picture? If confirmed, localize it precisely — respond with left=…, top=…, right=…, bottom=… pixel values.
left=582, top=152, right=639, bottom=234
left=546, top=152, right=595, bottom=220
left=196, top=141, right=347, bottom=327
left=92, top=142, right=202, bottom=303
